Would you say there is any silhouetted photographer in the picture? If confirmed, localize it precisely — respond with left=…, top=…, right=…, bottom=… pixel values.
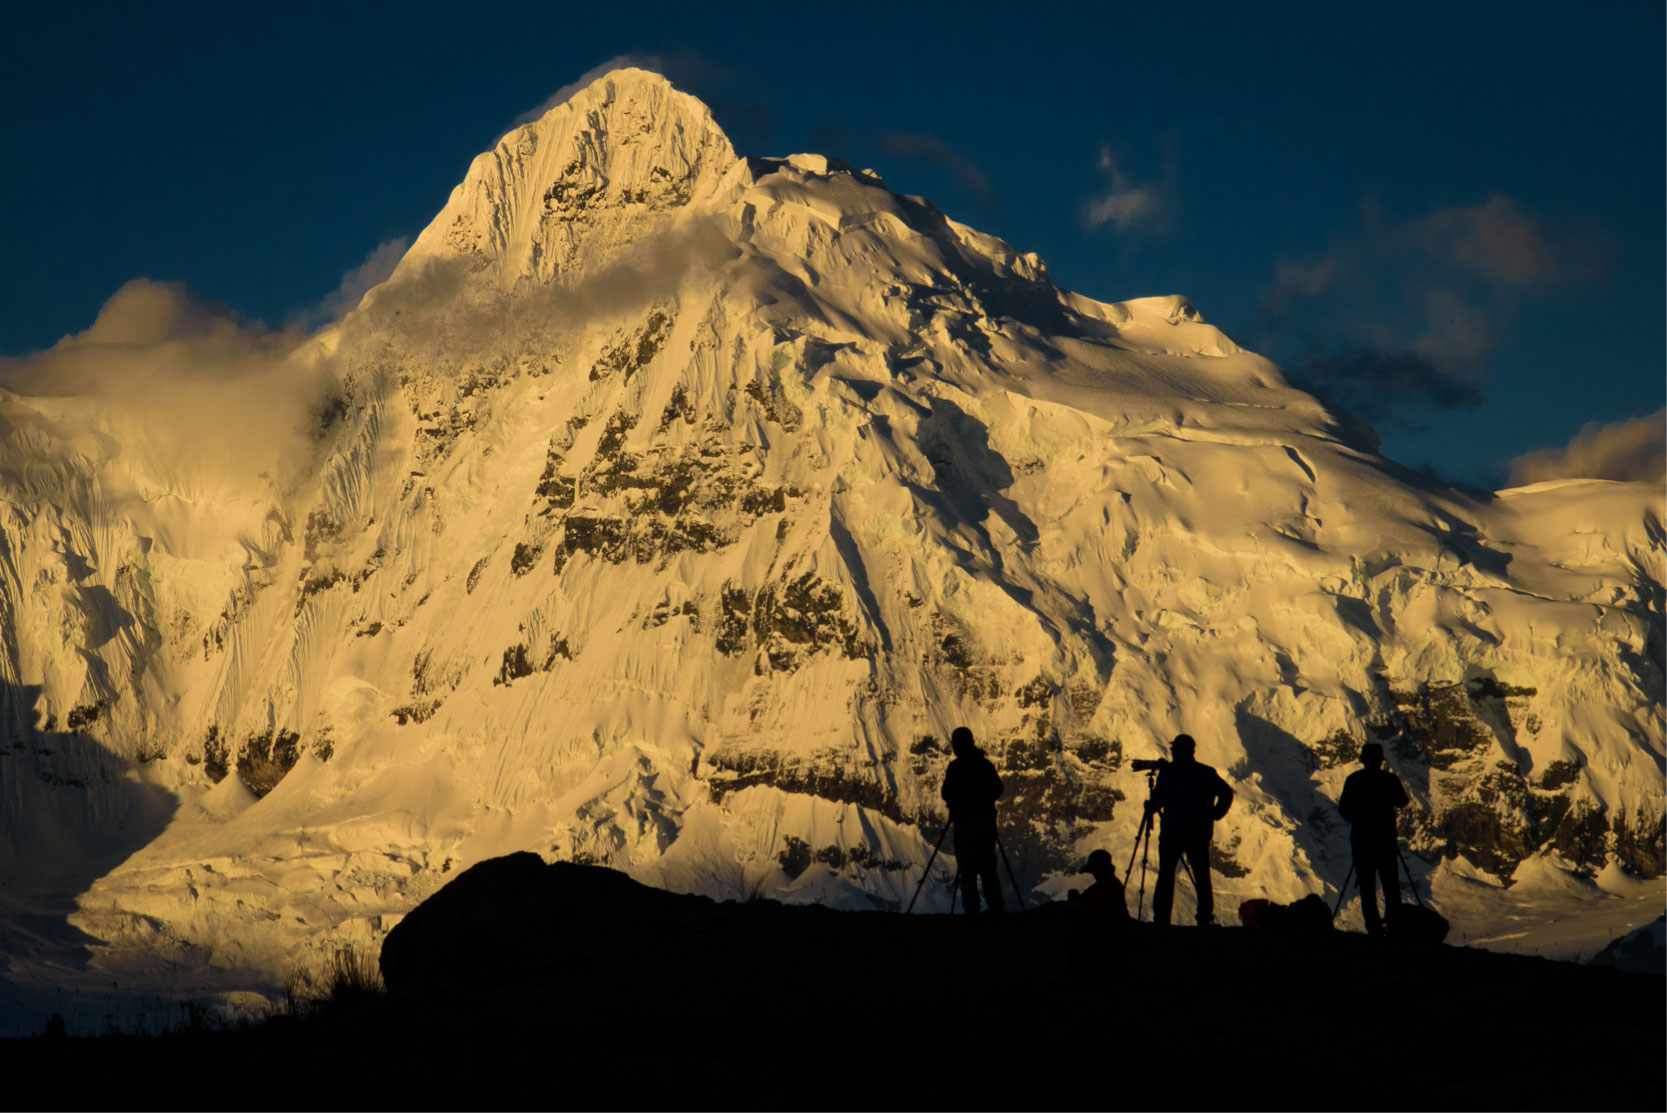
left=1142, top=734, right=1233, bottom=926
left=1068, top=848, right=1129, bottom=922
left=941, top=726, right=1004, bottom=916
left=1338, top=741, right=1409, bottom=937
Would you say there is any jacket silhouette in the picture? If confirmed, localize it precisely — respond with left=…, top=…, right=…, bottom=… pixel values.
left=1146, top=734, right=1233, bottom=926
left=1070, top=848, right=1129, bottom=922
left=1338, top=742, right=1409, bottom=936
left=941, top=726, right=1004, bottom=914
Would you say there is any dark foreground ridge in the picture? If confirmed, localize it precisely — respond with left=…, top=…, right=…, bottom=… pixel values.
left=5, top=853, right=1662, bottom=1111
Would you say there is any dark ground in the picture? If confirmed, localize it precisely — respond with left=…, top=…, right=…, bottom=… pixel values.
left=3, top=856, right=1661, bottom=1110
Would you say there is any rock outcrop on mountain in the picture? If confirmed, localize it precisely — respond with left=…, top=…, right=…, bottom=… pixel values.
left=0, top=69, right=1660, bottom=1008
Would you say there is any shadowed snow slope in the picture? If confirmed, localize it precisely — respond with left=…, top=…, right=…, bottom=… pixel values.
left=0, top=69, right=1661, bottom=1020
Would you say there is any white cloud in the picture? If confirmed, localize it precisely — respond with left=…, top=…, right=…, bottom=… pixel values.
left=1508, top=410, right=1665, bottom=486
left=348, top=215, right=739, bottom=359
left=0, top=280, right=339, bottom=497
left=305, top=237, right=410, bottom=326
left=1263, top=256, right=1341, bottom=313
left=1085, top=146, right=1164, bottom=232
left=1411, top=195, right=1605, bottom=288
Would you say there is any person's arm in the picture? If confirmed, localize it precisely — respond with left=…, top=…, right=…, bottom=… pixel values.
left=1338, top=776, right=1355, bottom=823
left=1212, top=775, right=1234, bottom=821
left=1146, top=769, right=1168, bottom=813
left=941, top=765, right=955, bottom=805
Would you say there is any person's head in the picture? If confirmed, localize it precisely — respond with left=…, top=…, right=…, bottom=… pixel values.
left=1360, top=742, right=1385, bottom=768
left=1084, top=848, right=1115, bottom=881
left=950, top=726, right=977, bottom=758
left=1170, top=733, right=1196, bottom=761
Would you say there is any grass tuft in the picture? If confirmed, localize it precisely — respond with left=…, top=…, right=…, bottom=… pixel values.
left=283, top=944, right=385, bottom=1016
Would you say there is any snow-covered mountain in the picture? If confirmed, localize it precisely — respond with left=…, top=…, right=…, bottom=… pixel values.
left=1, top=69, right=1661, bottom=1018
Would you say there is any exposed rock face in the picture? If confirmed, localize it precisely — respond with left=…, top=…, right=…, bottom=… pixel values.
left=0, top=69, right=1660, bottom=1001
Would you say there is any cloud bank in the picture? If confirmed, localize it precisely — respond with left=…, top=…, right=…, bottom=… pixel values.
left=350, top=216, right=740, bottom=360
left=1261, top=195, right=1610, bottom=429
left=0, top=280, right=339, bottom=501
left=1508, top=410, right=1665, bottom=486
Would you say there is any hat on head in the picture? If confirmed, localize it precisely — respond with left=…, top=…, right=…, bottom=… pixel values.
left=1360, top=741, right=1385, bottom=765
left=1085, top=849, right=1114, bottom=877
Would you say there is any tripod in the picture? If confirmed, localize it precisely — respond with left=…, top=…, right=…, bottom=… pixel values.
left=906, top=823, right=951, bottom=914
left=1331, top=841, right=1429, bottom=922
left=905, top=820, right=1029, bottom=913
left=1124, top=767, right=1161, bottom=920
left=996, top=829, right=1029, bottom=912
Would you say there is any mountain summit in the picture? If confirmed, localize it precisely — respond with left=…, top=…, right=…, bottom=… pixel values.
left=401, top=69, right=741, bottom=284
left=0, top=69, right=1660, bottom=1016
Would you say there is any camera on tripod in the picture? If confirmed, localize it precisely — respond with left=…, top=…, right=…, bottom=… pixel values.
left=1130, top=757, right=1169, bottom=772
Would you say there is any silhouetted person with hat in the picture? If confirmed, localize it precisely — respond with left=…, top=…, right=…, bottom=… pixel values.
left=941, top=726, right=1004, bottom=915
left=1146, top=734, right=1233, bottom=926
left=1068, top=849, right=1129, bottom=921
left=1338, top=741, right=1409, bottom=937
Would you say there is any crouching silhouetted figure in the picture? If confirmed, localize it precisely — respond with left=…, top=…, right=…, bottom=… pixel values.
left=1069, top=849, right=1129, bottom=923
left=1146, top=734, right=1234, bottom=926
left=1339, top=741, right=1409, bottom=937
left=942, top=726, right=1004, bottom=915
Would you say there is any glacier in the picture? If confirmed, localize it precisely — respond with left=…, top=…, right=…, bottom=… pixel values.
left=0, top=69, right=1661, bottom=1024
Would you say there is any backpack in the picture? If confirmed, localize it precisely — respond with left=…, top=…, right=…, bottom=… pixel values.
left=1387, top=903, right=1449, bottom=945
left=1238, top=894, right=1332, bottom=932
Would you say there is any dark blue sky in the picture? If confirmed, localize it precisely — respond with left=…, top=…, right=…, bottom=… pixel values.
left=4, top=1, right=1661, bottom=487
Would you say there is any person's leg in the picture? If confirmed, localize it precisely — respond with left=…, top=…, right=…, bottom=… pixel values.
left=980, top=840, right=1005, bottom=913
left=953, top=825, right=980, bottom=914
left=1152, top=840, right=1181, bottom=925
left=1376, top=848, right=1401, bottom=927
left=1188, top=838, right=1214, bottom=925
left=960, top=870, right=980, bottom=914
left=1354, top=845, right=1382, bottom=935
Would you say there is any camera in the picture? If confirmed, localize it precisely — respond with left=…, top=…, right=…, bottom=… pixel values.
left=1130, top=757, right=1168, bottom=772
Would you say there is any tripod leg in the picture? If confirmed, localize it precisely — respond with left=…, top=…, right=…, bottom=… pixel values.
left=995, top=831, right=1028, bottom=912
left=1124, top=811, right=1147, bottom=882
left=905, top=822, right=952, bottom=914
left=1331, top=862, right=1355, bottom=920
left=1137, top=819, right=1153, bottom=921
left=1395, top=844, right=1427, bottom=909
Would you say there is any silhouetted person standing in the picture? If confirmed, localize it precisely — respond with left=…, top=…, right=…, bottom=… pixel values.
left=1338, top=742, right=1409, bottom=937
left=1146, top=734, right=1233, bottom=926
left=941, top=726, right=1004, bottom=915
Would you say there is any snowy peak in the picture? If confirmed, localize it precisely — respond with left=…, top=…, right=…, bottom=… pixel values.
left=401, top=69, right=744, bottom=284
